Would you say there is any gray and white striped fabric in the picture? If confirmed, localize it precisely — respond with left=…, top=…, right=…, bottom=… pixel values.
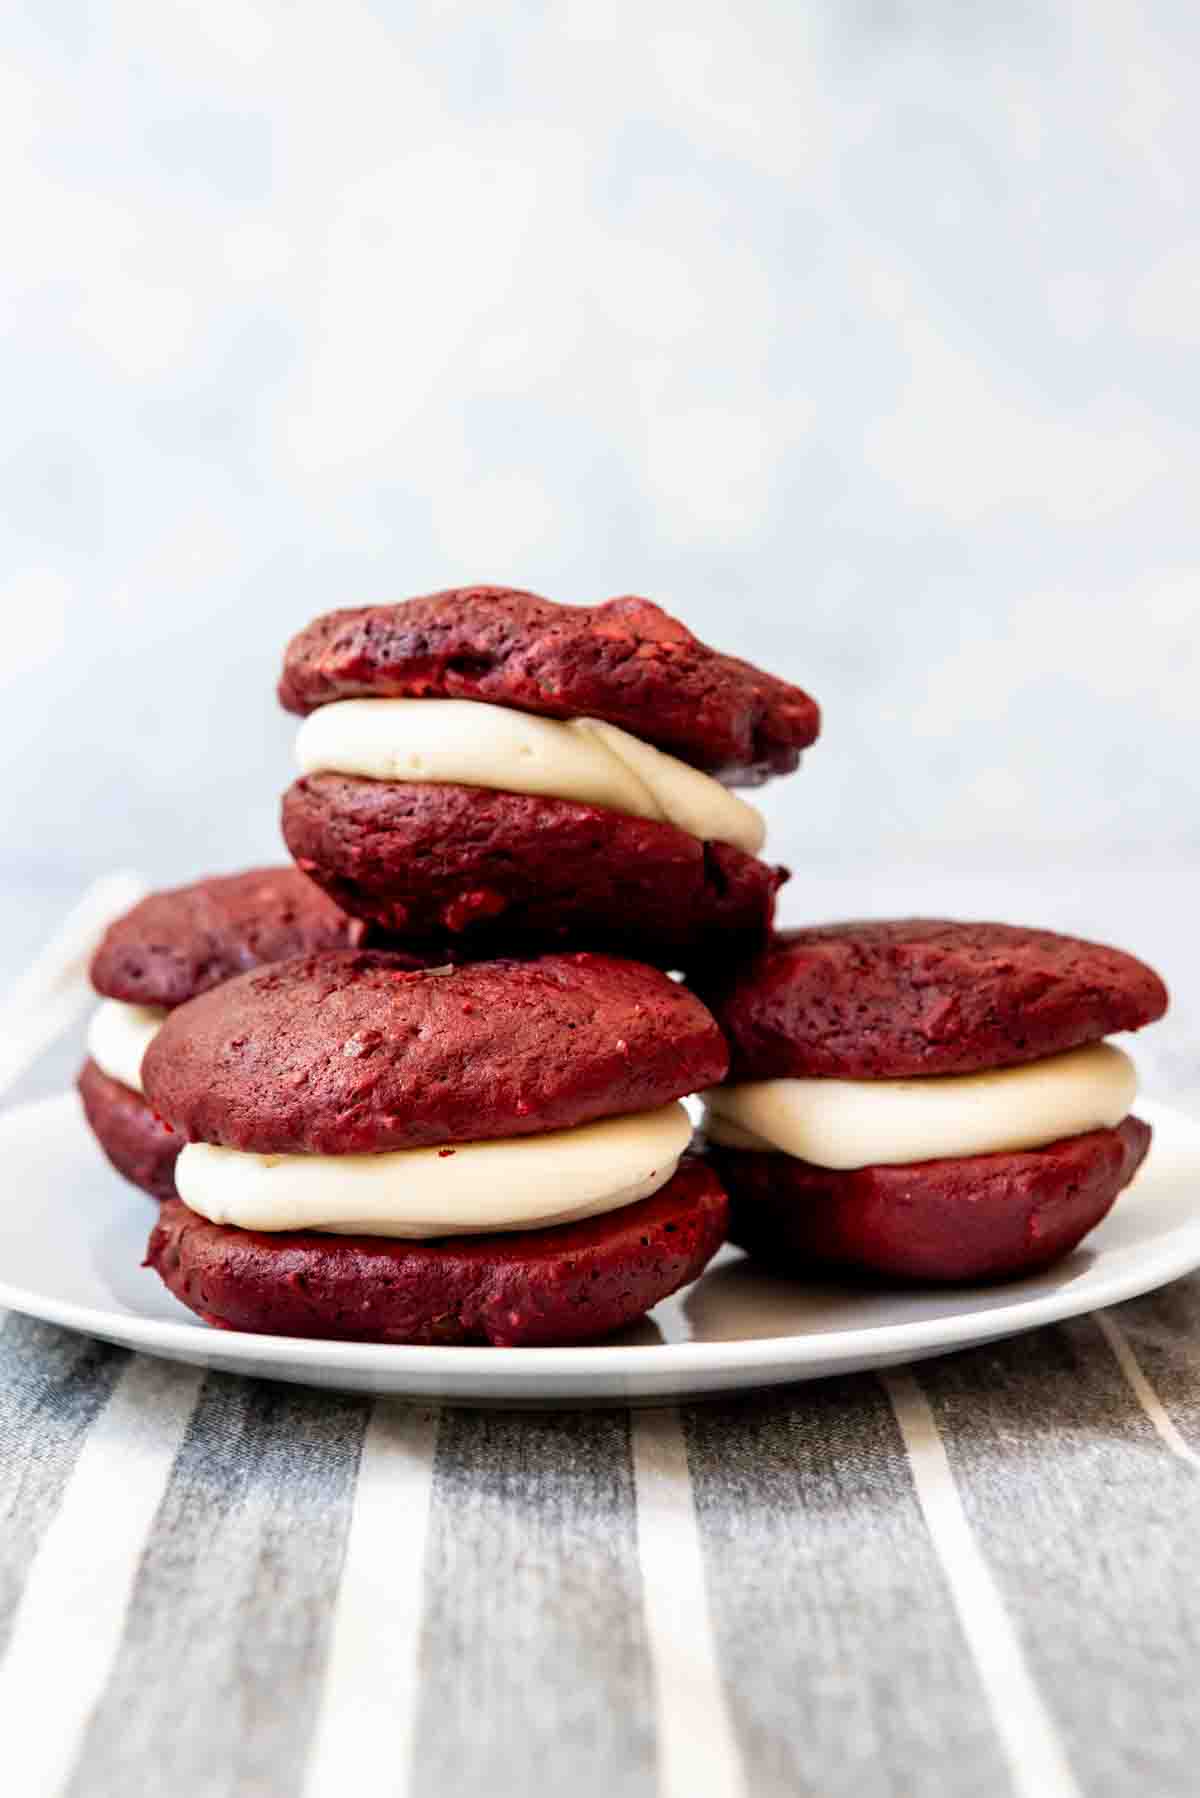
left=2, top=881, right=1200, bottom=1798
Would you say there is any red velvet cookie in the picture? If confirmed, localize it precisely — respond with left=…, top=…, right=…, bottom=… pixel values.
left=282, top=775, right=785, bottom=958
left=90, top=865, right=370, bottom=1009
left=711, top=1118, right=1151, bottom=1285
left=78, top=1059, right=181, bottom=1201
left=146, top=1159, right=728, bottom=1347
left=81, top=867, right=424, bottom=1203
left=697, top=919, right=1169, bottom=1081
left=279, top=587, right=819, bottom=781
left=143, top=949, right=728, bottom=1155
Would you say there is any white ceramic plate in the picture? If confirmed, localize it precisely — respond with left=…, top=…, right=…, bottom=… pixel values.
left=2, top=1091, right=1199, bottom=1406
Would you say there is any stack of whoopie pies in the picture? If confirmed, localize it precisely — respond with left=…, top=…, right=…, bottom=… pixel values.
left=86, top=588, right=818, bottom=1345
left=80, top=584, right=1170, bottom=1345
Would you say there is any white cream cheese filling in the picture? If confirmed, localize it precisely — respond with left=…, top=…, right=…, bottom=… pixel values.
left=87, top=1000, right=168, bottom=1097
left=176, top=1101, right=693, bottom=1238
left=702, top=1042, right=1137, bottom=1170
left=295, top=697, right=766, bottom=855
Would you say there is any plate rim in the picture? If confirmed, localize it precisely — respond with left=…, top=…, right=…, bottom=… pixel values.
left=1, top=1090, right=1199, bottom=1387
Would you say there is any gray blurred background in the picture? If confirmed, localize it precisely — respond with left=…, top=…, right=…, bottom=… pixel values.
left=1, top=2, right=1196, bottom=922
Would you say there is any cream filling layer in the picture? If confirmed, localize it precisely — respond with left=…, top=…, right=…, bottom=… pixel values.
left=176, top=1101, right=693, bottom=1238
left=702, top=1042, right=1137, bottom=1171
left=295, top=698, right=766, bottom=855
left=87, top=1000, right=168, bottom=1097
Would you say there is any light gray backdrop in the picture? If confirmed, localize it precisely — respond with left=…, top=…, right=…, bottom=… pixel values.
left=1, top=0, right=1197, bottom=898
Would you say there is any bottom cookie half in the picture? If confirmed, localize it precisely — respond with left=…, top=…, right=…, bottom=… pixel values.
left=712, top=1116, right=1151, bottom=1284
left=283, top=775, right=784, bottom=964
left=78, top=1058, right=180, bottom=1201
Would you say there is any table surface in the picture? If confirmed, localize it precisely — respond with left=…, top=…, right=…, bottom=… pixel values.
left=1, top=869, right=1198, bottom=1798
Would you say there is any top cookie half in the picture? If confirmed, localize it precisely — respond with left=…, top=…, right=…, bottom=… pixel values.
left=279, top=586, right=820, bottom=784
left=89, top=866, right=374, bottom=1010
left=694, top=919, right=1169, bottom=1080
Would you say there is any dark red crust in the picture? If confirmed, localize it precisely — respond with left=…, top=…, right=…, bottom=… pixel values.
left=712, top=1115, right=1151, bottom=1285
left=145, top=1158, right=728, bottom=1346
left=90, top=866, right=372, bottom=1009
left=142, top=949, right=729, bottom=1155
left=696, top=920, right=1169, bottom=1080
left=77, top=1058, right=180, bottom=1201
left=278, top=587, right=819, bottom=783
left=282, top=774, right=785, bottom=961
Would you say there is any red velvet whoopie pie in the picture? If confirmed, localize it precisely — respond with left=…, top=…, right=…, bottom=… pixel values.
left=279, top=587, right=818, bottom=963
left=695, top=919, right=1167, bottom=1285
left=79, top=866, right=401, bottom=1200
left=143, top=950, right=731, bottom=1346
